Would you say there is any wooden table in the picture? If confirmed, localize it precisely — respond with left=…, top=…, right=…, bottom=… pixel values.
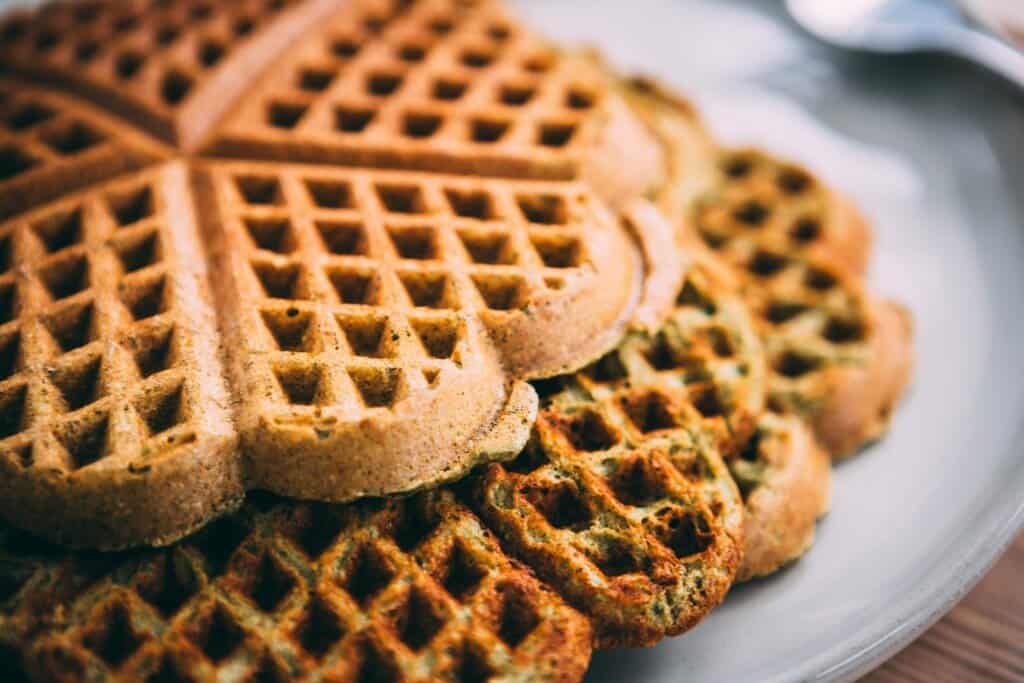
left=864, top=531, right=1024, bottom=682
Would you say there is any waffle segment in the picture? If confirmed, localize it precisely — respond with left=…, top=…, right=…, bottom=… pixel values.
left=472, top=370, right=744, bottom=648
left=694, top=148, right=872, bottom=276
left=0, top=490, right=592, bottom=682
left=0, top=80, right=170, bottom=220
left=205, top=0, right=665, bottom=206
left=468, top=259, right=754, bottom=648
left=195, top=160, right=650, bottom=502
left=718, top=242, right=912, bottom=458
left=0, top=0, right=340, bottom=150
left=0, top=162, right=242, bottom=549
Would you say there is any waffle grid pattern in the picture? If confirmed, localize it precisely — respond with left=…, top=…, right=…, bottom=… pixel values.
left=0, top=165, right=226, bottom=478
left=0, top=0, right=304, bottom=141
left=743, top=255, right=870, bottom=417
left=593, top=262, right=766, bottom=457
left=0, top=81, right=168, bottom=220
left=693, top=149, right=868, bottom=274
left=690, top=150, right=912, bottom=456
left=211, top=162, right=596, bottom=418
left=195, top=159, right=643, bottom=503
left=473, top=362, right=743, bottom=649
left=0, top=0, right=303, bottom=139
left=690, top=150, right=874, bottom=416
left=210, top=0, right=618, bottom=179
left=471, top=263, right=757, bottom=648
left=0, top=490, right=591, bottom=682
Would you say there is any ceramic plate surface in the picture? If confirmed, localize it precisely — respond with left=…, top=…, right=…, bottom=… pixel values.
left=507, top=1, right=1024, bottom=681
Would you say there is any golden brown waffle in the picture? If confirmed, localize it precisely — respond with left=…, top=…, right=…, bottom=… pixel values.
left=730, top=412, right=831, bottom=581
left=195, top=160, right=661, bottom=503
left=204, top=0, right=666, bottom=207
left=0, top=0, right=339, bottom=150
left=469, top=259, right=751, bottom=648
left=692, top=148, right=872, bottom=276
left=0, top=162, right=243, bottom=551
left=0, top=490, right=593, bottom=682
left=0, top=80, right=170, bottom=220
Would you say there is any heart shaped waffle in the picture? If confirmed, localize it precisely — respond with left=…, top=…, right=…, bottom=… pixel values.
left=0, top=0, right=682, bottom=548
left=0, top=156, right=670, bottom=548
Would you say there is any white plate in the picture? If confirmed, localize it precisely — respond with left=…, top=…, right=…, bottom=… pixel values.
left=507, top=1, right=1024, bottom=681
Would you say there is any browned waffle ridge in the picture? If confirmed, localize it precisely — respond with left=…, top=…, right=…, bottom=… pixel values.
left=0, top=0, right=340, bottom=150
left=204, top=0, right=666, bottom=207
left=0, top=490, right=593, bottom=682
left=0, top=79, right=171, bottom=220
left=470, top=258, right=751, bottom=649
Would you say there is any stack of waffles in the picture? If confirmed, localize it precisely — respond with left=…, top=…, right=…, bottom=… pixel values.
left=0, top=1, right=913, bottom=681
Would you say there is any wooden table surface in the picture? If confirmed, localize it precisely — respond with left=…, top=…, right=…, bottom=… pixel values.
left=863, top=530, right=1024, bottom=682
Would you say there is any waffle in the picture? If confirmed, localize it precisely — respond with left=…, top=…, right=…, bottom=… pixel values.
left=695, top=214, right=913, bottom=458
left=730, top=412, right=830, bottom=581
left=692, top=148, right=872, bottom=276
left=614, top=75, right=912, bottom=458
left=195, top=160, right=664, bottom=503
left=0, top=489, right=593, bottom=682
left=606, top=256, right=831, bottom=580
left=0, top=0, right=340, bottom=150
left=469, top=258, right=752, bottom=649
left=610, top=74, right=719, bottom=230
left=0, top=80, right=170, bottom=220
left=612, top=74, right=871, bottom=275
left=0, top=162, right=244, bottom=551
left=204, top=0, right=666, bottom=208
